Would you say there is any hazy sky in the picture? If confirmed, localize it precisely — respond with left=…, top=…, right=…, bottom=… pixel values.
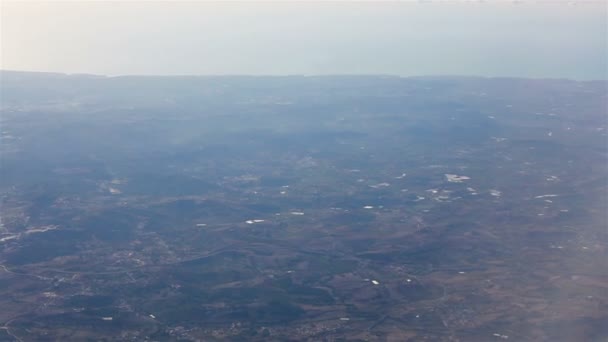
left=1, top=1, right=607, bottom=79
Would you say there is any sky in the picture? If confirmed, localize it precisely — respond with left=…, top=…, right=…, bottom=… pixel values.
left=1, top=1, right=607, bottom=79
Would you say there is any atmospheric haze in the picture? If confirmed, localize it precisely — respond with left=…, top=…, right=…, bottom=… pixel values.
left=1, top=1, right=606, bottom=79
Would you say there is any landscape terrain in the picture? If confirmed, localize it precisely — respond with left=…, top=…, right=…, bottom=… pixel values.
left=0, top=71, right=606, bottom=341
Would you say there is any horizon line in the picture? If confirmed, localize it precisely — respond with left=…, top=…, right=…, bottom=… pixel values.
left=1, top=69, right=606, bottom=82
